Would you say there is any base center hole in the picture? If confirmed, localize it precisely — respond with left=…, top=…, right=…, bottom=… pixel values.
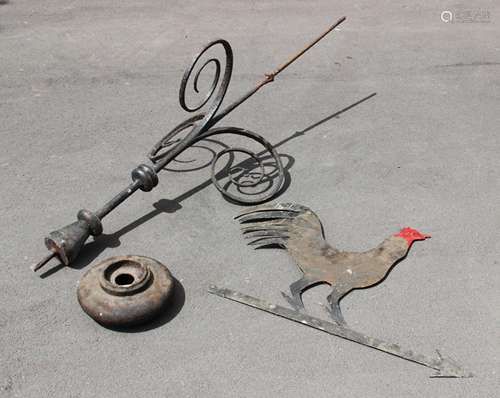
left=115, top=273, right=135, bottom=286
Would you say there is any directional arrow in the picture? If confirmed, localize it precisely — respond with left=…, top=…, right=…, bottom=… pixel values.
left=208, top=285, right=473, bottom=378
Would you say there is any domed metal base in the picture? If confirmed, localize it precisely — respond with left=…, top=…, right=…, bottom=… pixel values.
left=77, top=255, right=174, bottom=327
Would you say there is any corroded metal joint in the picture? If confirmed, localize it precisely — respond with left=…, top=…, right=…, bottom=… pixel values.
left=131, top=164, right=158, bottom=192
left=42, top=210, right=102, bottom=266
left=77, top=209, right=103, bottom=236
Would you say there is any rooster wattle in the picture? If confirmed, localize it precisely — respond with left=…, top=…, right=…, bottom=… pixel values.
left=236, top=203, right=430, bottom=325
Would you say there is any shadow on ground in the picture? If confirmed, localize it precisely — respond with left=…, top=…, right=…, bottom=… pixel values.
left=39, top=92, right=376, bottom=276
left=98, top=277, right=186, bottom=333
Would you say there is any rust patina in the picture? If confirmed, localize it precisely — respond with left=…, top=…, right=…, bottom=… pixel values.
left=77, top=255, right=174, bottom=327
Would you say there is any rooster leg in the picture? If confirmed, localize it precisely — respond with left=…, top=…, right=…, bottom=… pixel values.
left=281, top=276, right=315, bottom=312
left=326, top=288, right=347, bottom=326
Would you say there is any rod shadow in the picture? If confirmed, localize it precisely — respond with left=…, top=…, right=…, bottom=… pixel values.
left=161, top=92, right=377, bottom=205
left=39, top=92, right=376, bottom=277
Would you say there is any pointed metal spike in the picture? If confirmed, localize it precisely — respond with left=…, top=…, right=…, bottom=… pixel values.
left=241, top=225, right=289, bottom=234
left=237, top=211, right=297, bottom=223
left=235, top=205, right=300, bottom=219
left=243, top=230, right=289, bottom=240
left=240, top=219, right=289, bottom=229
left=248, top=237, right=287, bottom=248
left=31, top=251, right=56, bottom=272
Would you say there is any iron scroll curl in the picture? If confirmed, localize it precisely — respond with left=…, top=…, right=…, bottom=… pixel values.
left=32, top=18, right=348, bottom=272
left=148, top=39, right=285, bottom=204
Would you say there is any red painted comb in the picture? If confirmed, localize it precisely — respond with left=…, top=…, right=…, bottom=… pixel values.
left=395, top=227, right=431, bottom=245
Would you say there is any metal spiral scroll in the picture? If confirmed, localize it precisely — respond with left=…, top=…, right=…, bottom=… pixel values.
left=32, top=18, right=348, bottom=273
left=148, top=39, right=285, bottom=204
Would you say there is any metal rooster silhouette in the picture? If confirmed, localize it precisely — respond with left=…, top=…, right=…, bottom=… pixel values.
left=208, top=202, right=472, bottom=377
left=236, top=203, right=430, bottom=325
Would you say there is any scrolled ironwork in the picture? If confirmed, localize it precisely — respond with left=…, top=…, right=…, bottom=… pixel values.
left=33, top=17, right=347, bottom=272
left=149, top=38, right=284, bottom=204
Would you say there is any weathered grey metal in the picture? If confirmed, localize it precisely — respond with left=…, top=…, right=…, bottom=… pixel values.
left=226, top=203, right=472, bottom=377
left=236, top=203, right=430, bottom=325
left=208, top=285, right=473, bottom=378
left=77, top=255, right=174, bottom=327
left=32, top=18, right=346, bottom=273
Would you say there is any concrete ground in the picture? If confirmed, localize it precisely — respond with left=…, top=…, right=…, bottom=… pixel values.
left=1, top=0, right=499, bottom=397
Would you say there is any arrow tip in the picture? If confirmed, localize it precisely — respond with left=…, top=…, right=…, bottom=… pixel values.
left=430, top=350, right=474, bottom=378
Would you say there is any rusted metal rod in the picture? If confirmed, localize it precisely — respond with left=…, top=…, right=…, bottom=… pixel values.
left=210, top=16, right=346, bottom=126
left=266, top=16, right=346, bottom=81
left=33, top=18, right=346, bottom=273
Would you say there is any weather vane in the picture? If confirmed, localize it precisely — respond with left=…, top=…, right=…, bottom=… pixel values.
left=32, top=17, right=347, bottom=273
left=209, top=203, right=473, bottom=378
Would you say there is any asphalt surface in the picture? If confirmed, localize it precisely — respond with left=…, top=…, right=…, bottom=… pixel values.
left=1, top=1, right=499, bottom=397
